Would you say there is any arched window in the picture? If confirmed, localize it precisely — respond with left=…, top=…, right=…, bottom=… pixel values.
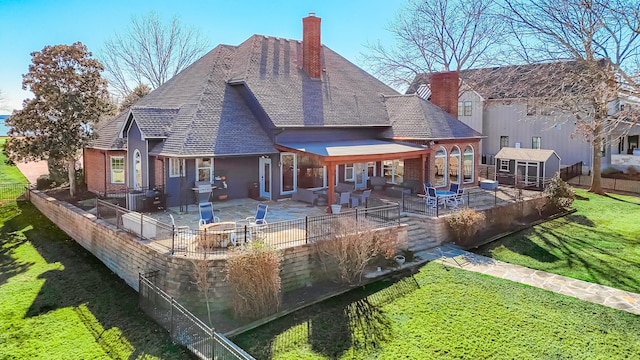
left=449, top=146, right=461, bottom=184
left=133, top=149, right=142, bottom=189
left=434, top=146, right=447, bottom=187
left=463, top=145, right=474, bottom=183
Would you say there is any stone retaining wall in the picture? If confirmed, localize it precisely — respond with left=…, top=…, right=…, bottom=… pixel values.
left=29, top=190, right=407, bottom=310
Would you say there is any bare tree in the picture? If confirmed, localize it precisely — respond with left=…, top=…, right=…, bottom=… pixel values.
left=503, top=0, right=640, bottom=194
left=100, top=11, right=209, bottom=99
left=362, top=0, right=507, bottom=88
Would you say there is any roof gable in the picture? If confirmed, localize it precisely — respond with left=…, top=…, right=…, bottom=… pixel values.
left=382, top=95, right=482, bottom=140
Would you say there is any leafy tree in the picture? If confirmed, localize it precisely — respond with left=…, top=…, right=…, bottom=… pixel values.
left=118, top=84, right=151, bottom=112
left=5, top=42, right=113, bottom=197
left=363, top=0, right=507, bottom=88
left=100, top=11, right=209, bottom=99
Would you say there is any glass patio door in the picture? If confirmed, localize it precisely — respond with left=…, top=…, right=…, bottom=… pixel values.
left=259, top=157, right=272, bottom=199
left=354, top=163, right=367, bottom=189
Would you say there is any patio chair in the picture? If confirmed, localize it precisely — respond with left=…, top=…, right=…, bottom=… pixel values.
left=449, top=183, right=459, bottom=194
left=426, top=187, right=438, bottom=208
left=169, top=214, right=191, bottom=252
left=456, top=187, right=465, bottom=205
left=336, top=192, right=354, bottom=208
left=198, top=202, right=220, bottom=226
left=423, top=182, right=432, bottom=194
left=246, top=203, right=268, bottom=225
left=352, top=189, right=371, bottom=207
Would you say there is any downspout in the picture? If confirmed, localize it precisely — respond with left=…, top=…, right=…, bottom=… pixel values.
left=103, top=150, right=107, bottom=196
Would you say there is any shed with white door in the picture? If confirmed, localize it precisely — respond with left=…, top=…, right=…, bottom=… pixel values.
left=494, top=147, right=561, bottom=189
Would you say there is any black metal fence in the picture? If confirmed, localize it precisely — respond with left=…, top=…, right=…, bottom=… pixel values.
left=0, top=183, right=29, bottom=201
left=560, top=161, right=583, bottom=181
left=139, top=272, right=254, bottom=360
left=401, top=191, right=471, bottom=217
left=95, top=198, right=401, bottom=256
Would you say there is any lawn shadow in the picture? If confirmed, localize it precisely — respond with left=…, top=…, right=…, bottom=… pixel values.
left=476, top=230, right=560, bottom=264
left=0, top=230, right=34, bottom=287
left=604, top=193, right=640, bottom=205
left=10, top=202, right=187, bottom=358
left=234, top=275, right=420, bottom=359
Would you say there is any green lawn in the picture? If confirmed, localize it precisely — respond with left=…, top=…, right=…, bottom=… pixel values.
left=476, top=188, right=640, bottom=293
left=0, top=201, right=190, bottom=359
left=233, top=263, right=640, bottom=359
left=0, top=136, right=28, bottom=184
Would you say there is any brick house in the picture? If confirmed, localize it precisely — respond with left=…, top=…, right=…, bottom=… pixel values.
left=85, top=14, right=482, bottom=208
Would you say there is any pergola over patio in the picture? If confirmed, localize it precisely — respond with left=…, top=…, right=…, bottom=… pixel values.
left=276, top=139, right=429, bottom=207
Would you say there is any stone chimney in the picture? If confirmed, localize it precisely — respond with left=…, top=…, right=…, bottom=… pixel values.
left=430, top=71, right=459, bottom=117
left=302, top=13, right=322, bottom=78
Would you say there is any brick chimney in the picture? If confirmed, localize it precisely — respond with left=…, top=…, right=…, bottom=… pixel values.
left=430, top=71, right=459, bottom=117
left=302, top=13, right=322, bottom=78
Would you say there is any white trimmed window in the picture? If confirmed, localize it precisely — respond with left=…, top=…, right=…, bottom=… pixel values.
left=169, top=158, right=185, bottom=177
left=532, top=137, right=541, bottom=150
left=383, top=160, right=403, bottom=184
left=500, top=136, right=509, bottom=149
left=110, top=156, right=125, bottom=184
left=499, top=159, right=510, bottom=172
left=344, top=164, right=355, bottom=182
left=196, top=158, right=213, bottom=182
left=457, top=101, right=472, bottom=116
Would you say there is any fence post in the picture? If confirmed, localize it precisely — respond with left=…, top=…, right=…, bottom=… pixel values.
left=140, top=212, right=144, bottom=241
left=494, top=188, right=497, bottom=206
left=170, top=297, right=175, bottom=339
left=171, top=225, right=175, bottom=255
left=96, top=197, right=100, bottom=218
left=397, top=204, right=401, bottom=226
left=305, top=216, right=309, bottom=244
left=355, top=208, right=358, bottom=222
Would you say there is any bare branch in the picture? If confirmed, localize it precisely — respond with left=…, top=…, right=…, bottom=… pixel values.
left=361, top=0, right=507, bottom=88
left=99, top=11, right=209, bottom=100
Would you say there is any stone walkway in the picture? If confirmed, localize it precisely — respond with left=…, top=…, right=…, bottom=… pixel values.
left=416, top=244, right=640, bottom=316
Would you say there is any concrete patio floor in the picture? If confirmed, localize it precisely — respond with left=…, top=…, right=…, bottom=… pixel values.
left=144, top=185, right=540, bottom=229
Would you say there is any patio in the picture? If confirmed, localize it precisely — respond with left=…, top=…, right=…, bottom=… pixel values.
left=145, top=184, right=539, bottom=230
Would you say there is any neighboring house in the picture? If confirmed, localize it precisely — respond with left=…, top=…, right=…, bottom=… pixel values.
left=408, top=62, right=640, bottom=173
left=85, top=14, right=482, bottom=209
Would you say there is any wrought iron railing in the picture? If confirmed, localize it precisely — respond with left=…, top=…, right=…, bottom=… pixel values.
left=139, top=272, right=254, bottom=360
left=95, top=199, right=401, bottom=256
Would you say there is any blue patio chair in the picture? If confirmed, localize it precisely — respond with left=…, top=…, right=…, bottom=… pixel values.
left=246, top=203, right=268, bottom=225
left=449, top=183, right=459, bottom=194
left=198, top=202, right=220, bottom=226
left=423, top=182, right=432, bottom=194
left=426, top=187, right=438, bottom=208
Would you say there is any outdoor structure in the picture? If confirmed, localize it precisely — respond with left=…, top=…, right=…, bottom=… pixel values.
left=84, top=14, right=482, bottom=210
left=494, top=147, right=561, bottom=188
left=407, top=62, right=640, bottom=173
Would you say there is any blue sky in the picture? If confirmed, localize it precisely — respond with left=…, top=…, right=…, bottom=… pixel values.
left=0, top=0, right=405, bottom=112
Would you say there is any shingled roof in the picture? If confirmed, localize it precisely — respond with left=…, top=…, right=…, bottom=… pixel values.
left=407, top=60, right=609, bottom=100
left=93, top=25, right=479, bottom=155
left=382, top=95, right=482, bottom=140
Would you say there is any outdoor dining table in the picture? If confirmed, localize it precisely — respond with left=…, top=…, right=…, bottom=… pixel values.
left=435, top=190, right=458, bottom=208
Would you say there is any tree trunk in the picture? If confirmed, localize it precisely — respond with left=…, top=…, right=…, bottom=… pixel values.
left=68, top=158, right=76, bottom=198
left=589, top=137, right=605, bottom=195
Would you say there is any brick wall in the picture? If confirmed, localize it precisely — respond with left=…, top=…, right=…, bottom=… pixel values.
left=430, top=71, right=459, bottom=117
left=84, top=148, right=127, bottom=195
left=404, top=158, right=422, bottom=184
left=302, top=13, right=322, bottom=78
left=154, top=157, right=165, bottom=189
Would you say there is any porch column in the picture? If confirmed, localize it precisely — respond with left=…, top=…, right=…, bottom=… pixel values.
left=420, top=154, right=426, bottom=193
left=326, top=162, right=336, bottom=212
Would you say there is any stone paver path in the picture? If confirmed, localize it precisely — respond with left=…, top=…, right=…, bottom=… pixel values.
left=417, top=244, right=640, bottom=315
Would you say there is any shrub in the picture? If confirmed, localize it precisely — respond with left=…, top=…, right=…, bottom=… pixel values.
left=446, top=207, right=486, bottom=245
left=313, top=218, right=396, bottom=285
left=36, top=175, right=55, bottom=190
left=544, top=173, right=575, bottom=209
left=601, top=167, right=622, bottom=176
left=626, top=166, right=638, bottom=176
left=225, top=242, right=282, bottom=320
left=191, top=254, right=214, bottom=327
